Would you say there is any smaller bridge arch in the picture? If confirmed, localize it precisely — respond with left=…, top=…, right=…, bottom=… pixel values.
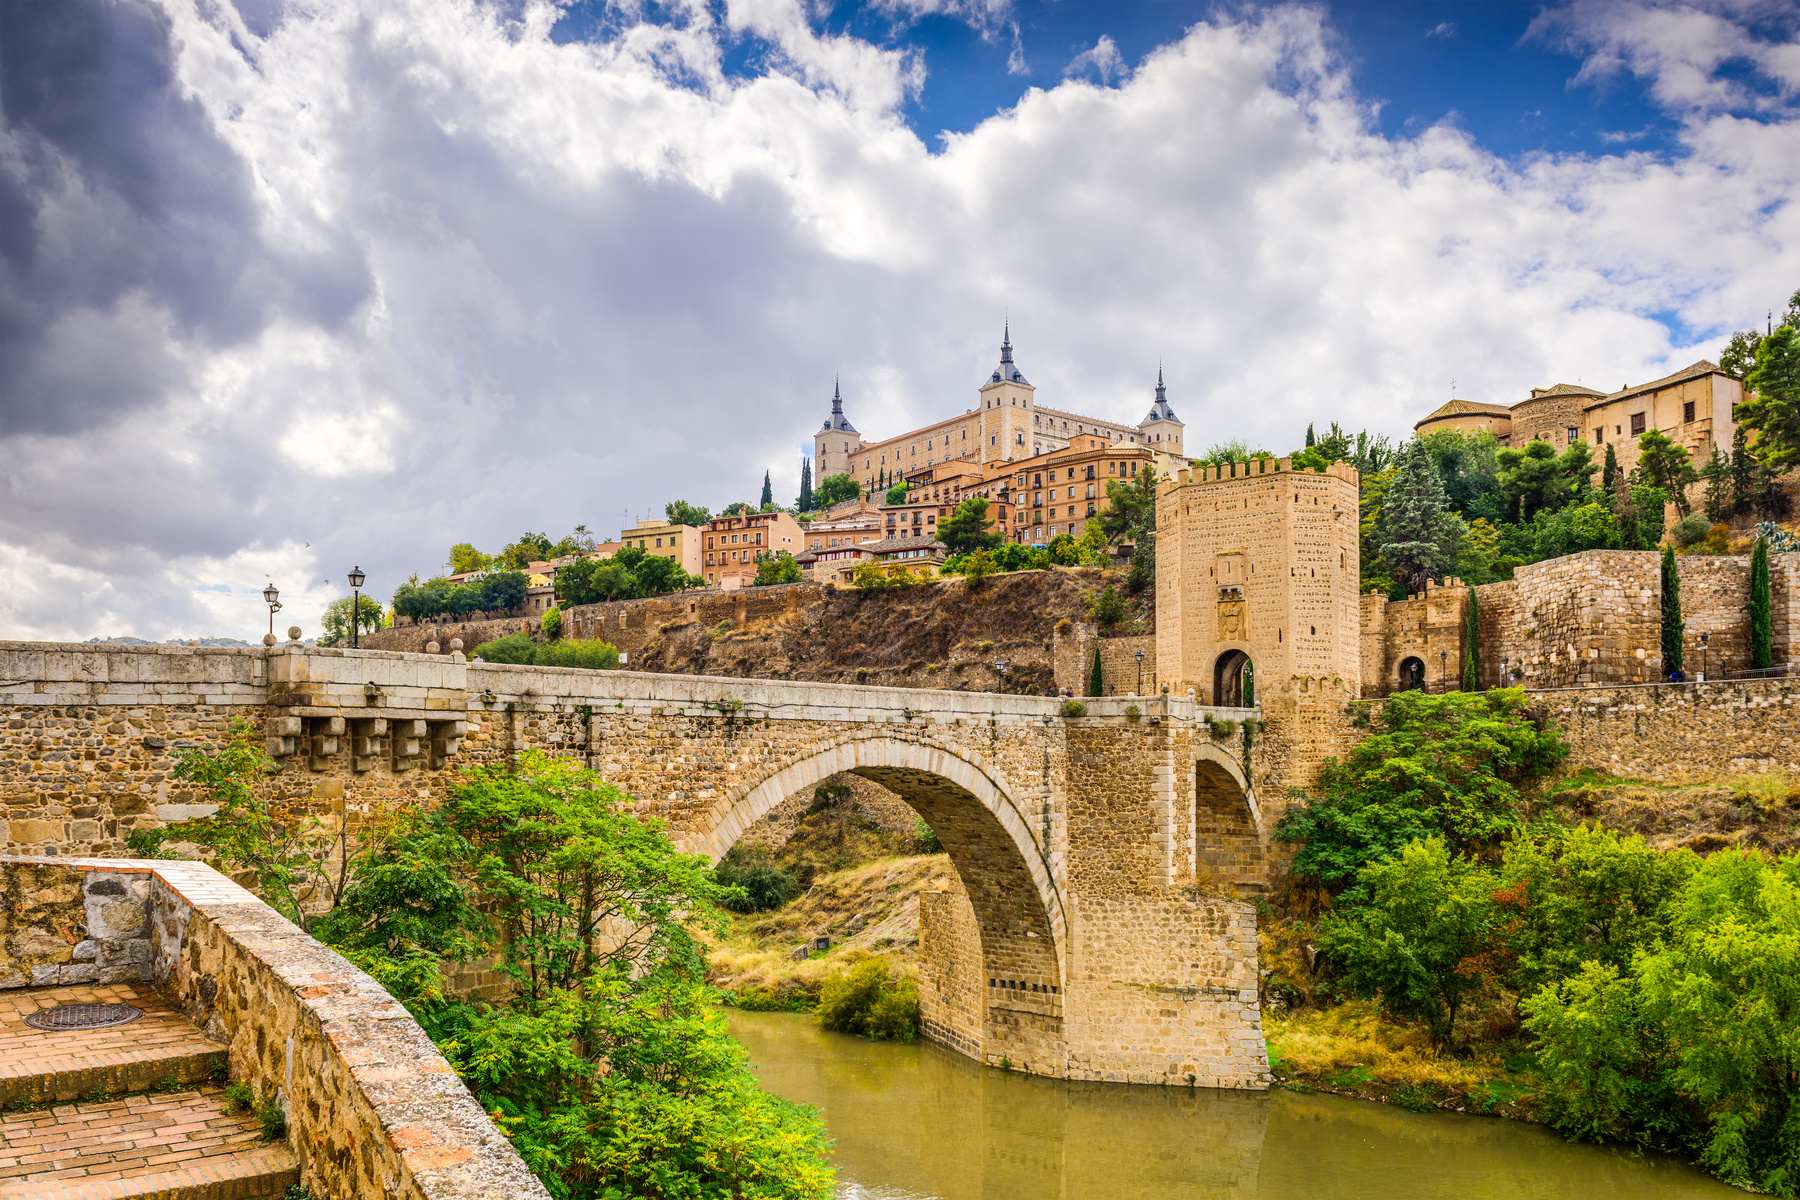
left=1190, top=741, right=1266, bottom=894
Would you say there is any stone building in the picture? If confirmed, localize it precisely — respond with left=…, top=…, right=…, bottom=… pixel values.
left=702, top=510, right=805, bottom=587
left=1411, top=362, right=1747, bottom=477
left=617, top=519, right=704, bottom=577
left=812, top=328, right=1188, bottom=489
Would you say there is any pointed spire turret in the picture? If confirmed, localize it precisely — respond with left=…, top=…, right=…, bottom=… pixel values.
left=989, top=322, right=1029, bottom=386
left=1144, top=365, right=1178, bottom=423
left=821, top=377, right=857, bottom=433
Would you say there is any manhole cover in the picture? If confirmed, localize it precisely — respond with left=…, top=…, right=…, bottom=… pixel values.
left=24, top=1003, right=143, bottom=1031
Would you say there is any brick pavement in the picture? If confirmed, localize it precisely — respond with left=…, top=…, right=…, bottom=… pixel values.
left=0, top=985, right=224, bottom=1107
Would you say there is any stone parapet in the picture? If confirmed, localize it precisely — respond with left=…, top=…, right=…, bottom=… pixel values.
left=0, top=856, right=548, bottom=1200
left=1531, top=677, right=1800, bottom=782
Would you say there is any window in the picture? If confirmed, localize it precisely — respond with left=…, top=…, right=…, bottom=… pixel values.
left=1567, top=427, right=1579, bottom=443
left=1683, top=401, right=1696, bottom=423
left=1630, top=412, right=1646, bottom=435
left=1595, top=429, right=1604, bottom=444
left=655, top=537, right=663, bottom=547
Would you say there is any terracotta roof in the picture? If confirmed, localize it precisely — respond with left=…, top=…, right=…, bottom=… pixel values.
left=1528, top=382, right=1607, bottom=399
left=1415, top=398, right=1512, bottom=426
left=866, top=536, right=946, bottom=556
left=1585, top=361, right=1725, bottom=410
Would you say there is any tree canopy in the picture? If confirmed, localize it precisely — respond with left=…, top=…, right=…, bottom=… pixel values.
left=813, top=473, right=860, bottom=508
left=937, top=497, right=1002, bottom=555
left=664, top=500, right=711, bottom=527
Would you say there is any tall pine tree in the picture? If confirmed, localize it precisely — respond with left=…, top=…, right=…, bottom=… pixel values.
left=1461, top=587, right=1480, bottom=691
left=1601, top=442, right=1620, bottom=497
left=1305, top=423, right=1316, bottom=448
left=1088, top=648, right=1104, bottom=698
left=1731, top=425, right=1755, bottom=515
left=1377, top=439, right=1464, bottom=594
left=1661, top=543, right=1685, bottom=678
left=760, top=471, right=773, bottom=510
left=1750, top=535, right=1773, bottom=670
left=797, top=458, right=813, bottom=511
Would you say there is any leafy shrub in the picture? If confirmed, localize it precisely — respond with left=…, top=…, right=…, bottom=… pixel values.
left=1123, top=705, right=1142, bottom=724
left=471, top=632, right=536, bottom=664
left=713, top=845, right=801, bottom=913
left=816, top=958, right=918, bottom=1042
left=533, top=639, right=621, bottom=670
left=541, top=607, right=561, bottom=638
left=1060, top=699, right=1087, bottom=717
left=1669, top=512, right=1711, bottom=548
left=472, top=634, right=620, bottom=670
left=912, top=816, right=941, bottom=854
left=1086, top=584, right=1129, bottom=628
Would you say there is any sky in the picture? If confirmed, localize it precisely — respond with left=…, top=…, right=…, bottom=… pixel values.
left=0, top=0, right=1797, bottom=643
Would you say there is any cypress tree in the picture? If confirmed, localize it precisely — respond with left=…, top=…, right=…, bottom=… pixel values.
left=1601, top=442, right=1620, bottom=497
left=760, top=471, right=773, bottom=509
left=1661, top=543, right=1684, bottom=678
left=1305, top=423, right=1316, bottom=448
left=1750, top=536, right=1773, bottom=670
left=1731, top=425, right=1754, bottom=515
left=1461, top=587, right=1479, bottom=691
left=798, top=458, right=813, bottom=511
left=1088, top=648, right=1103, bottom=698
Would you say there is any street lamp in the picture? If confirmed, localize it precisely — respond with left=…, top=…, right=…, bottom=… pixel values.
left=1440, top=649, right=1448, bottom=693
left=348, top=566, right=366, bottom=649
left=1135, top=648, right=1146, bottom=697
left=1700, top=631, right=1709, bottom=681
left=262, top=583, right=282, bottom=645
left=994, top=659, right=1008, bottom=691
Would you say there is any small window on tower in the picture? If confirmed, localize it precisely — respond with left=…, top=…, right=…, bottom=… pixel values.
left=1683, top=401, right=1696, bottom=423
left=1631, top=413, right=1646, bottom=435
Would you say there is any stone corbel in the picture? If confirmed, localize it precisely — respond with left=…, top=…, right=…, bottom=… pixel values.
left=265, top=715, right=302, bottom=759
left=428, top=719, right=467, bottom=770
left=351, top=718, right=388, bottom=773
left=392, top=719, right=426, bottom=771
left=308, top=716, right=346, bottom=772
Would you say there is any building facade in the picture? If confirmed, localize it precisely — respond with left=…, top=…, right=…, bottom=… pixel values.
left=617, top=520, right=705, bottom=577
left=703, top=510, right=805, bottom=587
left=812, top=328, right=1188, bottom=493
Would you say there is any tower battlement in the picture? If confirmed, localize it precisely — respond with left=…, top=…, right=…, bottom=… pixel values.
left=1161, top=457, right=1359, bottom=491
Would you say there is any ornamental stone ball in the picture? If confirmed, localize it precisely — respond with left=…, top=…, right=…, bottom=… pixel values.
left=426, top=641, right=440, bottom=654
left=287, top=626, right=302, bottom=642
left=262, top=634, right=277, bottom=647
left=450, top=639, right=463, bottom=651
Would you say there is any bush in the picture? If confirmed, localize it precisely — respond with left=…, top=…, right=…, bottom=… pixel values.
left=912, top=816, right=941, bottom=854
left=1060, top=699, right=1087, bottom=717
left=816, top=958, right=918, bottom=1042
left=1669, top=512, right=1711, bottom=549
left=541, top=607, right=561, bottom=638
left=471, top=632, right=536, bottom=664
left=1086, top=584, right=1129, bottom=628
left=472, top=635, right=620, bottom=670
left=713, top=845, right=801, bottom=913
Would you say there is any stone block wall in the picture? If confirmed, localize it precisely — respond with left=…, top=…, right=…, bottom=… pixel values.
left=0, top=860, right=155, bottom=987
left=917, top=883, right=983, bottom=1060
left=0, top=856, right=548, bottom=1200
left=1531, top=678, right=1800, bottom=782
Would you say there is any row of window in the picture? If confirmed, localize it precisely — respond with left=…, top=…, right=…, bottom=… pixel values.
left=708, top=531, right=763, bottom=549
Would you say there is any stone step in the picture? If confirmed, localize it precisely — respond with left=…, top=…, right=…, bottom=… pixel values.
left=0, top=1086, right=298, bottom=1199
left=0, top=985, right=226, bottom=1107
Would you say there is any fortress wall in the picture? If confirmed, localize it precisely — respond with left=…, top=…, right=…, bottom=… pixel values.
left=1532, top=677, right=1800, bottom=783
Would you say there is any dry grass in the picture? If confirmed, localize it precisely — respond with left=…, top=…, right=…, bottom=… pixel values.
left=706, top=853, right=954, bottom=1002
left=1266, top=1001, right=1506, bottom=1092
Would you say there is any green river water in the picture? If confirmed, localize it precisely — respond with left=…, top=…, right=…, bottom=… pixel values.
left=727, top=1010, right=1740, bottom=1200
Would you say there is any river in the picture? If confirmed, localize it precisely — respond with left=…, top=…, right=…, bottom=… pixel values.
left=727, top=1011, right=1738, bottom=1200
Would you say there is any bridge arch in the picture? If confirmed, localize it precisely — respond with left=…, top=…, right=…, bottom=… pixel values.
left=1192, top=741, right=1266, bottom=894
left=688, top=733, right=1067, bottom=1073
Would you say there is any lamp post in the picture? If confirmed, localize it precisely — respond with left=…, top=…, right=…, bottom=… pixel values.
left=262, top=583, right=281, bottom=645
left=348, top=566, right=366, bottom=649
left=1501, top=655, right=1509, bottom=686
left=1700, top=631, right=1708, bottom=682
left=994, top=659, right=1008, bottom=692
left=1135, top=648, right=1146, bottom=697
left=1440, top=649, right=1447, bottom=693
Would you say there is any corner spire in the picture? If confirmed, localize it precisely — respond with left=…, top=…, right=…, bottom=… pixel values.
left=821, top=376, right=857, bottom=434
left=1144, top=366, right=1178, bottom=423
left=1000, top=322, right=1013, bottom=366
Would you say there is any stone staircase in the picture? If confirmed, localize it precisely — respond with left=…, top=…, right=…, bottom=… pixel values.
left=0, top=983, right=297, bottom=1199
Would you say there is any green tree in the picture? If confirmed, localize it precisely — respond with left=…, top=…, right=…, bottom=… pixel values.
left=1634, top=850, right=1800, bottom=1195
left=320, top=596, right=386, bottom=646
left=1098, top=466, right=1160, bottom=590
left=541, top=607, right=561, bottom=639
left=550, top=526, right=597, bottom=557
left=797, top=459, right=813, bottom=512
left=760, top=471, right=774, bottom=509
left=1700, top=444, right=1731, bottom=525
left=1661, top=543, right=1684, bottom=677
left=499, top=532, right=555, bottom=570
left=885, top=484, right=908, bottom=505
left=753, top=551, right=802, bottom=585
left=1046, top=532, right=1079, bottom=565
left=1601, top=441, right=1621, bottom=498
left=664, top=500, right=711, bottom=527
left=1377, top=440, right=1465, bottom=594
left=1088, top=647, right=1103, bottom=698
left=1718, top=285, right=1800, bottom=379
left=1497, top=439, right=1597, bottom=521
left=1305, top=423, right=1316, bottom=448
left=1317, top=838, right=1499, bottom=1048
left=1732, top=425, right=1756, bottom=515
left=1274, top=688, right=1568, bottom=892
left=1637, top=430, right=1697, bottom=517
left=1742, top=324, right=1800, bottom=471
left=1751, top=536, right=1774, bottom=669
left=448, top=543, right=491, bottom=574
left=814, top=473, right=860, bottom=508
left=938, top=497, right=1002, bottom=555
left=1460, top=588, right=1479, bottom=691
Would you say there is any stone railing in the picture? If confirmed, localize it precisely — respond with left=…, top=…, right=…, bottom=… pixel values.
left=0, top=856, right=549, bottom=1200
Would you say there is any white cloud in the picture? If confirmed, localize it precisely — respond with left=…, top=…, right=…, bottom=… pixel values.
left=1063, top=35, right=1130, bottom=86
left=1007, top=21, right=1029, bottom=77
left=0, top=0, right=1796, bottom=644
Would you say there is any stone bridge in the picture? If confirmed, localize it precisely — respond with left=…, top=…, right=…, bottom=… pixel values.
left=0, top=640, right=1272, bottom=1087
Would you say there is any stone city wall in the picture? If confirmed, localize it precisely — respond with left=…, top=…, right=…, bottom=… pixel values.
left=0, top=855, right=547, bottom=1200
left=1361, top=549, right=1800, bottom=697
left=1530, top=677, right=1800, bottom=783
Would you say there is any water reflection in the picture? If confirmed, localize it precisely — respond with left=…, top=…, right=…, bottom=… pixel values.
left=728, top=1011, right=1737, bottom=1200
